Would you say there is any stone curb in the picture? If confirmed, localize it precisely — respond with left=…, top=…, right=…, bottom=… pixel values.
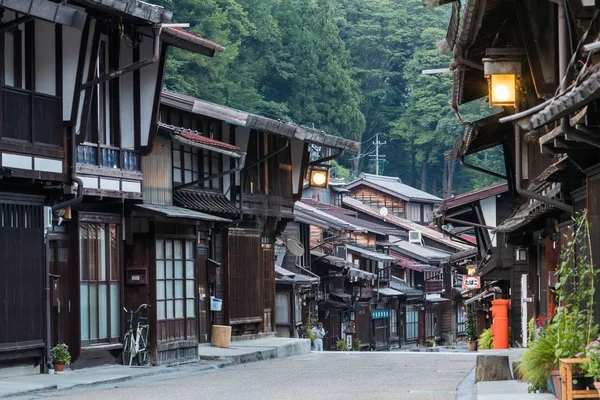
left=1, top=360, right=230, bottom=399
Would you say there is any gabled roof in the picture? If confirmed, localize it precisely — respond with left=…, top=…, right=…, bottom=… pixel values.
left=298, top=199, right=404, bottom=236
left=342, top=196, right=473, bottom=251
left=345, top=173, right=441, bottom=203
left=161, top=90, right=360, bottom=152
left=442, top=182, right=508, bottom=211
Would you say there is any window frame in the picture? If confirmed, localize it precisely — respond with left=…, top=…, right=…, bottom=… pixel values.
left=155, top=238, right=196, bottom=322
left=79, top=222, right=120, bottom=347
left=172, top=144, right=223, bottom=189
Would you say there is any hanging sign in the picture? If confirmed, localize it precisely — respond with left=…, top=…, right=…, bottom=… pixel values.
left=371, top=309, right=390, bottom=320
left=462, top=276, right=481, bottom=290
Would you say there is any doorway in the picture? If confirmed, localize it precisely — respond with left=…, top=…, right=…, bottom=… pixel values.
left=49, top=237, right=71, bottom=347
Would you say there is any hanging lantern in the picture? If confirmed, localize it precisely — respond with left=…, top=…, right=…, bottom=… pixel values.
left=483, top=56, right=522, bottom=108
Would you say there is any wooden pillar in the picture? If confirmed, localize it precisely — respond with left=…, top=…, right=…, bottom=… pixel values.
left=418, top=307, right=426, bottom=346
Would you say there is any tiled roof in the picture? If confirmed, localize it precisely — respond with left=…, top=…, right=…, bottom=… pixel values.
left=298, top=199, right=404, bottom=236
left=390, top=276, right=423, bottom=297
left=342, top=196, right=473, bottom=251
left=159, top=123, right=240, bottom=151
left=390, top=241, right=451, bottom=263
left=162, top=27, right=225, bottom=54
left=174, top=188, right=240, bottom=215
left=442, top=182, right=508, bottom=210
left=346, top=173, right=441, bottom=203
left=528, top=66, right=600, bottom=131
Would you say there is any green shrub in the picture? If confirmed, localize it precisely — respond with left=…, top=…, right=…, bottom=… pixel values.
left=352, top=338, right=362, bottom=351
left=517, top=325, right=558, bottom=392
left=336, top=339, right=349, bottom=351
left=478, top=328, right=493, bottom=350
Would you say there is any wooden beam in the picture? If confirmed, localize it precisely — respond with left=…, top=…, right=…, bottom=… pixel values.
left=133, top=45, right=141, bottom=150
left=141, top=43, right=168, bottom=155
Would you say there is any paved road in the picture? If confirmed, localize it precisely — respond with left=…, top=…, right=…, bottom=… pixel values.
left=43, top=352, right=477, bottom=400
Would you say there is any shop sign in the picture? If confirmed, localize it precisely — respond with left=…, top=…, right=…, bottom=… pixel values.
left=462, top=276, right=481, bottom=290
left=371, top=309, right=390, bottom=320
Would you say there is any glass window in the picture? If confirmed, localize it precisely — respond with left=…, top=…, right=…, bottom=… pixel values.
left=276, top=293, right=290, bottom=325
left=156, top=239, right=195, bottom=321
left=407, top=203, right=422, bottom=222
left=390, top=309, right=397, bottom=336
left=79, top=222, right=120, bottom=345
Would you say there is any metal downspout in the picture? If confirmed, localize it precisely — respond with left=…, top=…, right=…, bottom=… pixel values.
left=81, top=27, right=162, bottom=89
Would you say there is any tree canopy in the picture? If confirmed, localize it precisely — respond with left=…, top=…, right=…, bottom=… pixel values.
left=150, top=0, right=505, bottom=196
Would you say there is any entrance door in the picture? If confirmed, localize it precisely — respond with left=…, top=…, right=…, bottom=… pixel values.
left=50, top=238, right=70, bottom=346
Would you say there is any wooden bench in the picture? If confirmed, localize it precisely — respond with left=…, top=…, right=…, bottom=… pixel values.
left=560, top=358, right=599, bottom=400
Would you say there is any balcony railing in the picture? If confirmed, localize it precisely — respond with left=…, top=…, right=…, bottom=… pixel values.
left=1, top=86, right=62, bottom=147
left=77, top=143, right=140, bottom=171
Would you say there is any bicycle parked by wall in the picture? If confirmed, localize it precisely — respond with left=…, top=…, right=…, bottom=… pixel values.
left=122, top=304, right=150, bottom=366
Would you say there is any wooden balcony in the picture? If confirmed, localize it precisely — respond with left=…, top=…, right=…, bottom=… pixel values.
left=76, top=143, right=142, bottom=199
left=1, top=86, right=63, bottom=150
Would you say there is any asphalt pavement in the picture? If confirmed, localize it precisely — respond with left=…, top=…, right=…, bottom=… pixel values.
left=34, top=351, right=479, bottom=400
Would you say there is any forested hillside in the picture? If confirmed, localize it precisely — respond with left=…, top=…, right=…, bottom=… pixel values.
left=150, top=0, right=505, bottom=197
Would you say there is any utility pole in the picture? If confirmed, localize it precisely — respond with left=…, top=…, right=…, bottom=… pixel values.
left=370, top=132, right=386, bottom=175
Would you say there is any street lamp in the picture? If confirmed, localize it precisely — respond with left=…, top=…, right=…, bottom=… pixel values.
left=308, top=167, right=329, bottom=188
left=483, top=54, right=522, bottom=108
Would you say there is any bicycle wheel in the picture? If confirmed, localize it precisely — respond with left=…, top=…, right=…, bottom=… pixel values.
left=122, top=333, right=133, bottom=366
left=135, top=326, right=148, bottom=366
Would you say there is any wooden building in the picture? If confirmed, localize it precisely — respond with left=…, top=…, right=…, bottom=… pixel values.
left=0, top=0, right=224, bottom=375
left=345, top=173, right=442, bottom=224
left=434, top=183, right=518, bottom=341
left=425, top=0, right=600, bottom=344
left=154, top=91, right=359, bottom=349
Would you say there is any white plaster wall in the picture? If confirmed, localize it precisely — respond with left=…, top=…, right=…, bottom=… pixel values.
left=480, top=196, right=498, bottom=247
left=119, top=36, right=135, bottom=149
left=62, top=26, right=82, bottom=121
left=35, top=20, right=56, bottom=96
left=139, top=38, right=161, bottom=147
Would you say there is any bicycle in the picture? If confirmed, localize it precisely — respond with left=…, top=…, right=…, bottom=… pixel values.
left=122, top=304, right=150, bottom=366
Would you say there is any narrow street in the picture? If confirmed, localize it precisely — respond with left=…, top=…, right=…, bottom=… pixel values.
left=36, top=352, right=477, bottom=400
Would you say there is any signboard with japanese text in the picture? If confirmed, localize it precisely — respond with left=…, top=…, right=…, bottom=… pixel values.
left=371, top=309, right=390, bottom=320
left=462, top=276, right=481, bottom=290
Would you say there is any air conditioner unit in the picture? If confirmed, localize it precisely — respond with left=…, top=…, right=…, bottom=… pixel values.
left=408, top=231, right=422, bottom=244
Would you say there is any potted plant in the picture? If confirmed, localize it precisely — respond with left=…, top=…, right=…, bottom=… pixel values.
left=465, top=306, right=477, bottom=351
left=51, top=343, right=71, bottom=373
left=582, top=335, right=600, bottom=391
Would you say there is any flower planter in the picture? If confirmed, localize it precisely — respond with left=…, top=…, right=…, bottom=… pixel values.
left=593, top=381, right=600, bottom=393
left=468, top=341, right=477, bottom=352
left=53, top=363, right=65, bottom=373
left=550, top=370, right=561, bottom=399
